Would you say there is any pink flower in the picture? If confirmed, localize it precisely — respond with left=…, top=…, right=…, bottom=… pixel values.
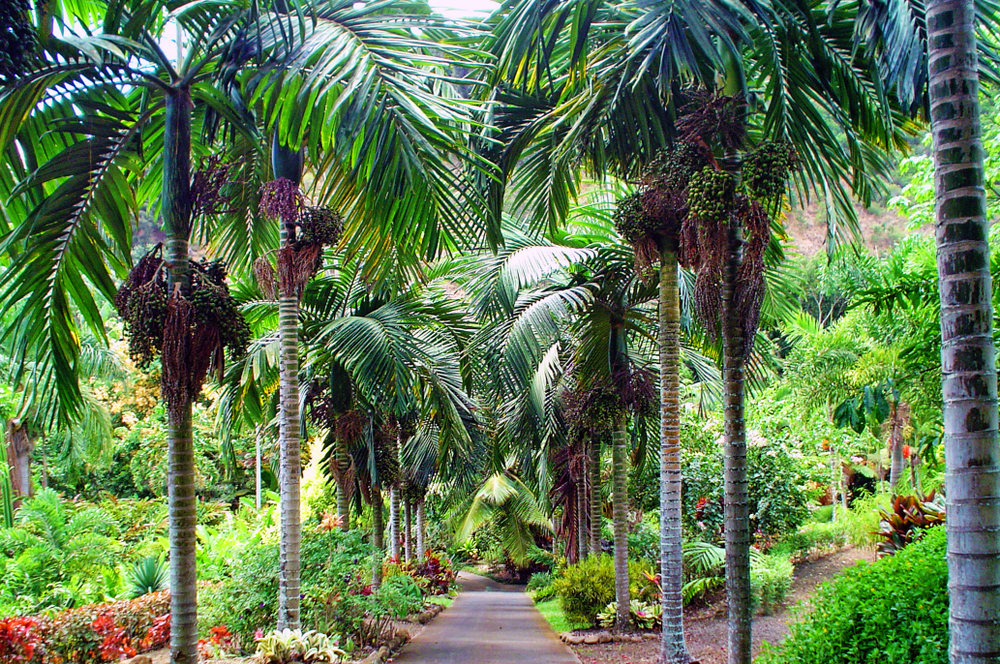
left=255, top=629, right=264, bottom=641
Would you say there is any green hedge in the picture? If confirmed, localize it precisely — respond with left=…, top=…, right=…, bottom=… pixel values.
left=759, top=527, right=946, bottom=664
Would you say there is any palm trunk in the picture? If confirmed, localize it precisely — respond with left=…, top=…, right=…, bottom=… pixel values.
left=336, top=440, right=351, bottom=531
left=271, top=138, right=307, bottom=631
left=927, top=0, right=1000, bottom=658
left=255, top=427, right=262, bottom=511
left=390, top=487, right=401, bottom=559
left=590, top=438, right=602, bottom=556
left=404, top=497, right=414, bottom=562
left=0, top=441, right=13, bottom=528
left=612, top=413, right=630, bottom=630
left=577, top=476, right=587, bottom=563
left=276, top=271, right=302, bottom=630
left=722, top=222, right=751, bottom=664
left=888, top=403, right=905, bottom=488
left=416, top=497, right=426, bottom=558
left=659, top=247, right=690, bottom=663
left=372, top=488, right=385, bottom=588
left=163, top=89, right=197, bottom=664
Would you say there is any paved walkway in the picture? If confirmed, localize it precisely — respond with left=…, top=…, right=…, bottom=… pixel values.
left=392, top=572, right=580, bottom=664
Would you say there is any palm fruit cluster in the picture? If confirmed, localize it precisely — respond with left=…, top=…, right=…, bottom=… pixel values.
left=687, top=166, right=736, bottom=222
left=563, top=382, right=624, bottom=436
left=258, top=178, right=303, bottom=227
left=190, top=157, right=235, bottom=217
left=613, top=192, right=653, bottom=244
left=374, top=418, right=401, bottom=488
left=189, top=260, right=251, bottom=360
left=115, top=250, right=169, bottom=368
left=115, top=248, right=249, bottom=368
left=676, top=91, right=746, bottom=150
left=742, top=141, right=796, bottom=202
left=0, top=0, right=36, bottom=83
left=298, top=206, right=343, bottom=247
left=643, top=141, right=707, bottom=193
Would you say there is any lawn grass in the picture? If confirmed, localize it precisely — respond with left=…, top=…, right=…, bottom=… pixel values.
left=534, top=597, right=589, bottom=633
left=425, top=595, right=454, bottom=607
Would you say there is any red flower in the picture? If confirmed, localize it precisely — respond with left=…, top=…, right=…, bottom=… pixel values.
left=902, top=445, right=912, bottom=459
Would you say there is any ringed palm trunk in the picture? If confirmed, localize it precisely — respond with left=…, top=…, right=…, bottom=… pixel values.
left=372, top=487, right=385, bottom=588
left=404, top=496, right=414, bottom=562
left=659, top=247, right=690, bottom=663
left=163, top=88, right=198, bottom=664
left=611, top=413, right=630, bottom=630
left=577, top=474, right=587, bottom=562
left=590, top=438, right=602, bottom=556
left=416, top=497, right=426, bottom=557
left=336, top=440, right=351, bottom=531
left=276, top=251, right=303, bottom=630
left=390, top=487, right=401, bottom=559
left=926, top=0, right=1000, bottom=658
left=721, top=222, right=751, bottom=664
left=272, top=139, right=306, bottom=631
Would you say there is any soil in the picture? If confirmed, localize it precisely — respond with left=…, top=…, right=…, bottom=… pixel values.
left=571, top=547, right=873, bottom=664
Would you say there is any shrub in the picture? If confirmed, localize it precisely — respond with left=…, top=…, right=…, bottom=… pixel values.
left=772, top=522, right=849, bottom=561
left=201, top=527, right=377, bottom=647
left=751, top=555, right=794, bottom=615
left=0, top=617, right=39, bottom=664
left=198, top=536, right=279, bottom=647
left=412, top=551, right=456, bottom=595
left=627, top=512, right=660, bottom=565
left=30, top=590, right=170, bottom=664
left=254, top=629, right=345, bottom=664
left=682, top=446, right=810, bottom=544
left=758, top=527, right=947, bottom=664
left=382, top=575, right=422, bottom=603
left=552, top=556, right=651, bottom=626
left=527, top=572, right=557, bottom=602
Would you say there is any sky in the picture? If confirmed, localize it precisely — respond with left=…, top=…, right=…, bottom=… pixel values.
left=429, top=0, right=499, bottom=17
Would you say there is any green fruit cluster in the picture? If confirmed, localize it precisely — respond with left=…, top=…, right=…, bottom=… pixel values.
left=742, top=141, right=796, bottom=202
left=614, top=192, right=653, bottom=243
left=189, top=280, right=251, bottom=359
left=687, top=167, right=735, bottom=222
left=299, top=207, right=343, bottom=247
left=0, top=0, right=36, bottom=83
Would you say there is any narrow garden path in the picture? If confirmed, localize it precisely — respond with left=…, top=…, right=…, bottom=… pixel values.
left=393, top=572, right=580, bottom=664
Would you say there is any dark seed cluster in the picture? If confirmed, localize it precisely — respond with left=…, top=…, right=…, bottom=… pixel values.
left=258, top=178, right=303, bottom=227
left=613, top=192, right=652, bottom=245
left=374, top=417, right=401, bottom=488
left=298, top=206, right=343, bottom=247
left=189, top=261, right=251, bottom=360
left=563, top=382, right=624, bottom=436
left=0, top=0, right=36, bottom=83
left=115, top=247, right=250, bottom=369
left=191, top=156, right=236, bottom=217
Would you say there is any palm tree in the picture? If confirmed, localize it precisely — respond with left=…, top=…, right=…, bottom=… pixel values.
left=0, top=4, right=267, bottom=657
left=925, top=3, right=1000, bottom=659
left=846, top=2, right=1000, bottom=655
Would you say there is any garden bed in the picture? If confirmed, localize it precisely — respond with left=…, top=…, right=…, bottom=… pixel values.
left=563, top=547, right=870, bottom=664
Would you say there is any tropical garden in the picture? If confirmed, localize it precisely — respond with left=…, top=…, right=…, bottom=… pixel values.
left=0, top=0, right=998, bottom=662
